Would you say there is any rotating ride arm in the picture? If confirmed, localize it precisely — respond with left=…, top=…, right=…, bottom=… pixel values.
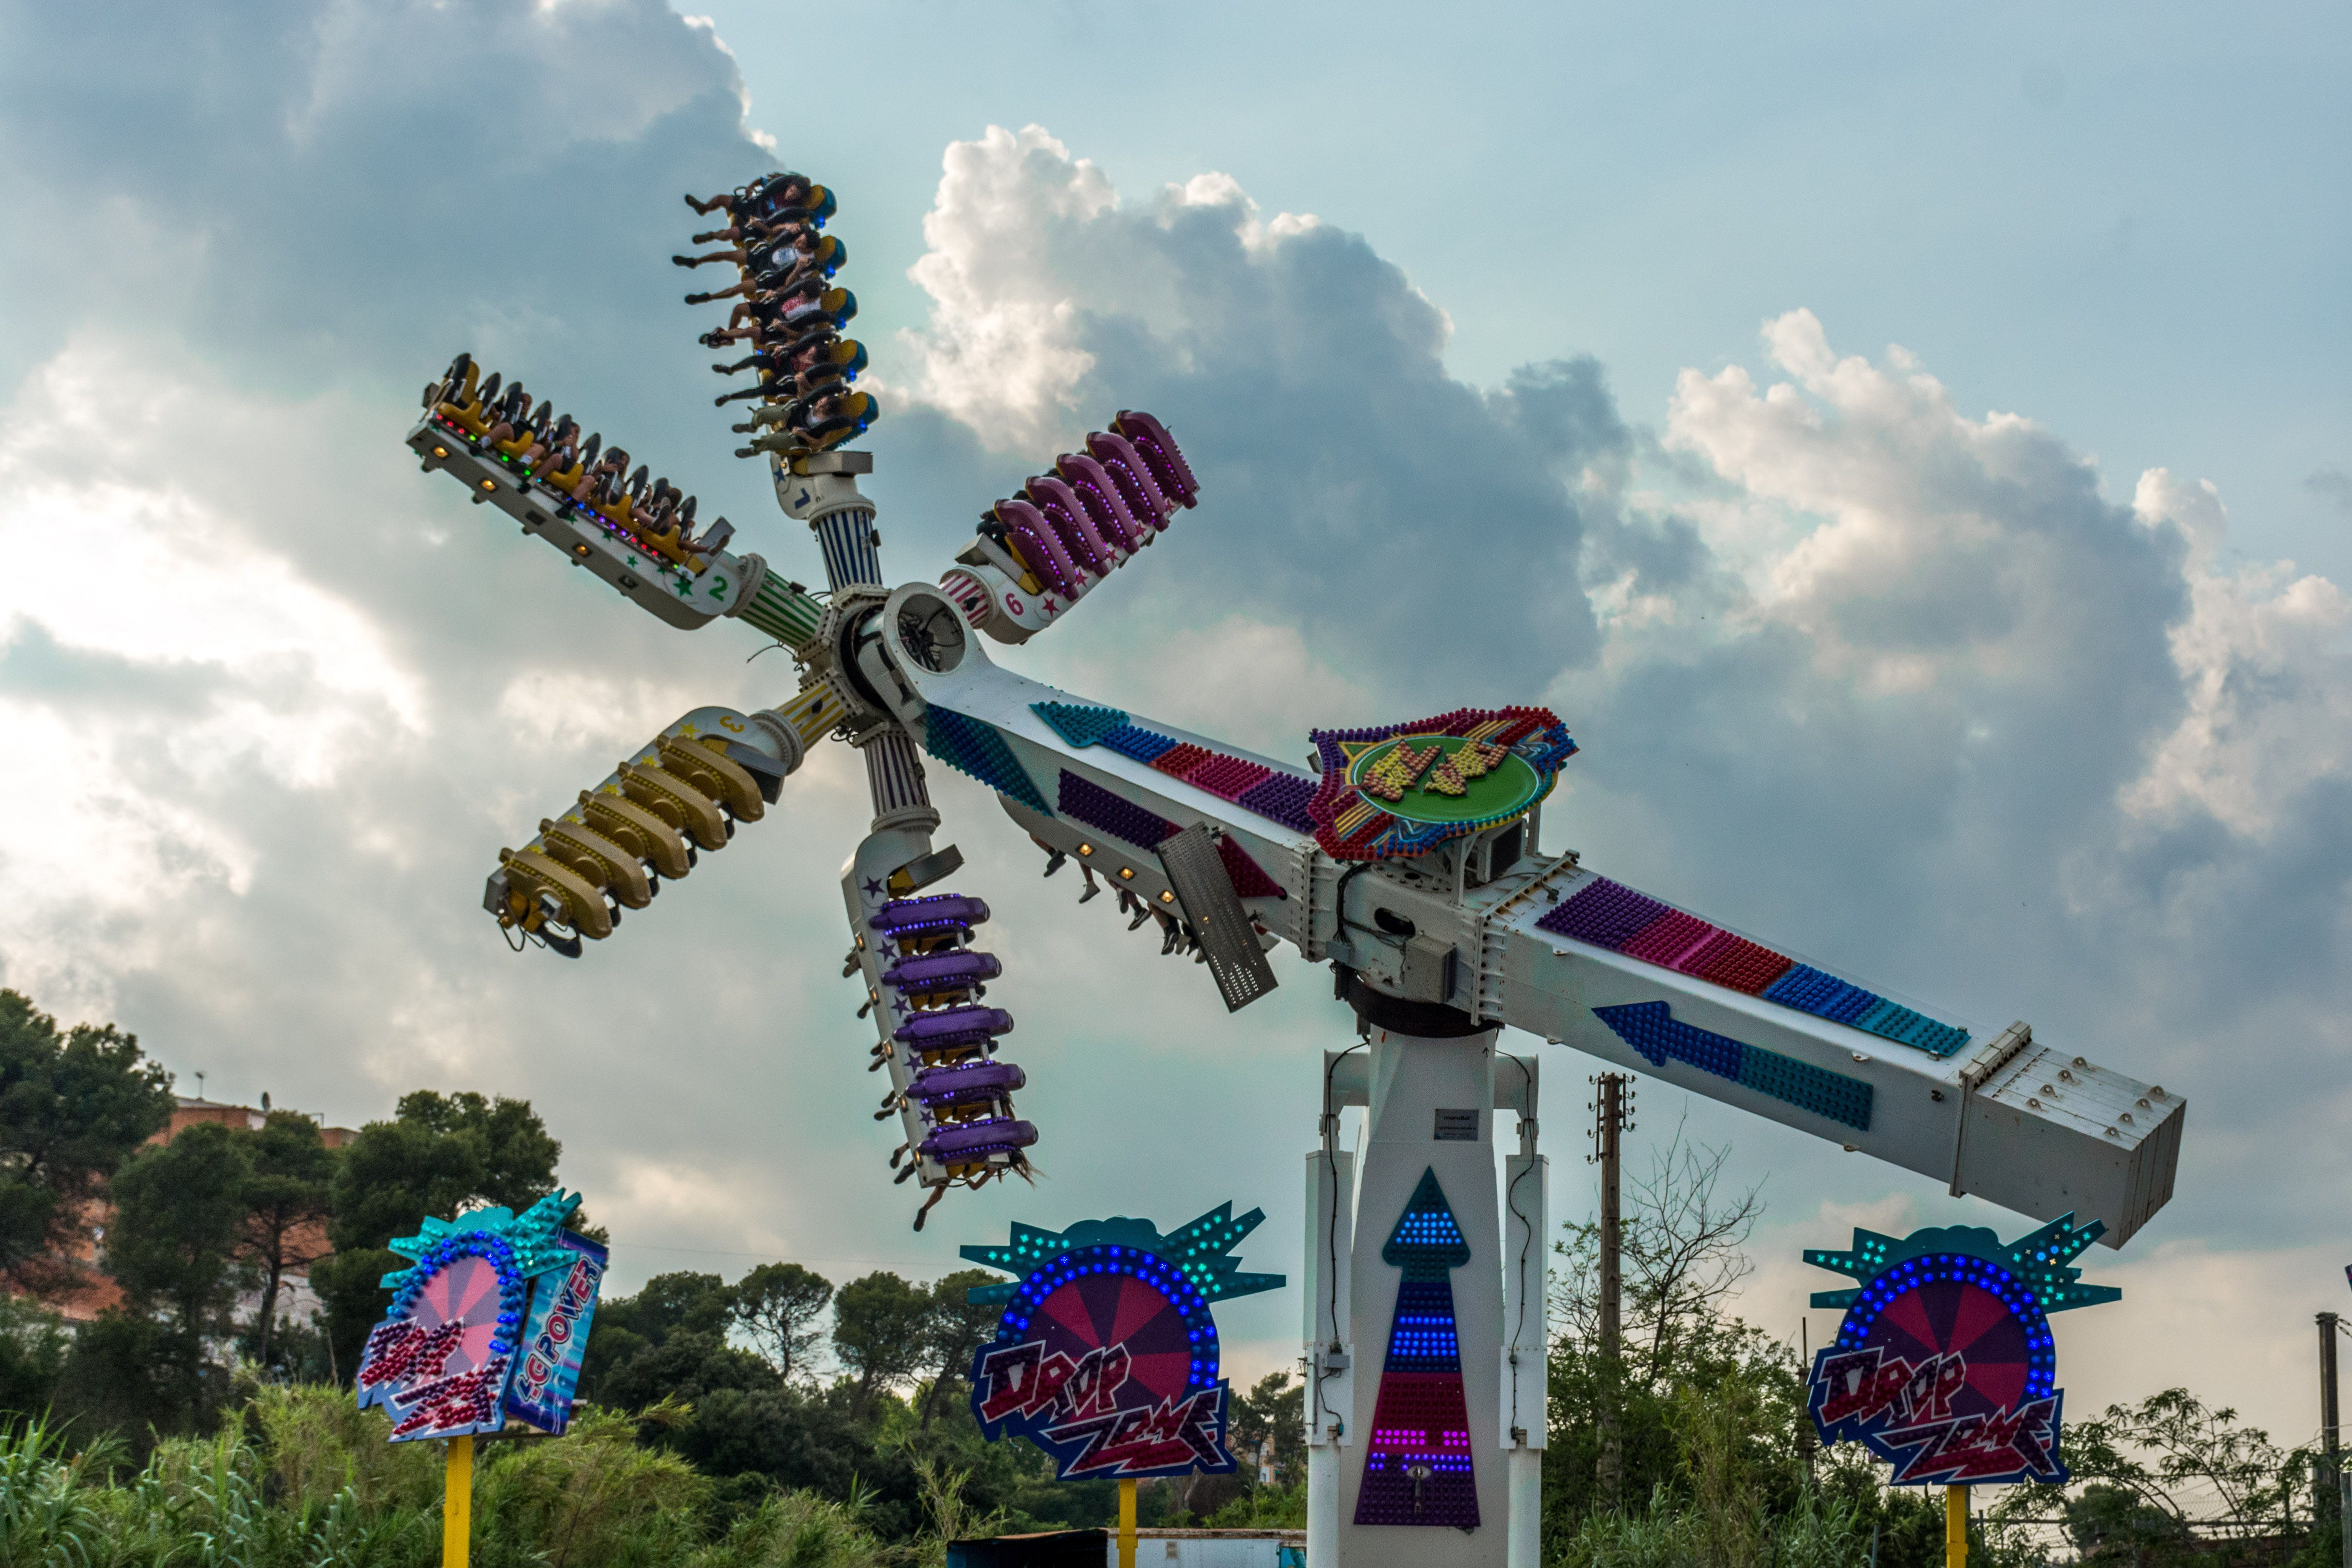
left=407, top=356, right=835, bottom=955
left=406, top=355, right=827, bottom=647
left=484, top=704, right=807, bottom=956
left=933, top=410, right=1199, bottom=645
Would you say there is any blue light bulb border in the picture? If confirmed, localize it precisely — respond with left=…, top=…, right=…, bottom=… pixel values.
left=992, top=1242, right=1223, bottom=1393
left=384, top=1233, right=533, bottom=1358
left=1827, top=1250, right=2061, bottom=1404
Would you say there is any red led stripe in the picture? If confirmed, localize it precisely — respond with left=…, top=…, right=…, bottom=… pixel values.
left=1694, top=936, right=1796, bottom=996
left=1672, top=928, right=1741, bottom=976
left=1150, top=743, right=1212, bottom=777
left=1621, top=910, right=1715, bottom=967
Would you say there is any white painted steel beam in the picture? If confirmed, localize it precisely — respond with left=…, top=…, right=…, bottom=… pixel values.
left=876, top=624, right=2184, bottom=1247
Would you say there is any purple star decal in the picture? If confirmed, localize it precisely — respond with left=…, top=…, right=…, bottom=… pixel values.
left=862, top=877, right=884, bottom=897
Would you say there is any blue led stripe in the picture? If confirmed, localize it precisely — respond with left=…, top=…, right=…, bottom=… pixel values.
left=1096, top=725, right=1180, bottom=764
left=1761, top=964, right=1877, bottom=1024
left=1592, top=1001, right=1873, bottom=1131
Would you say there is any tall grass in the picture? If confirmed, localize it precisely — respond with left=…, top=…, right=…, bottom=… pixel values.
left=471, top=1409, right=709, bottom=1568
left=683, top=1490, right=897, bottom=1568
left=0, top=1389, right=908, bottom=1568
left=1550, top=1485, right=1878, bottom=1568
left=0, top=1416, right=106, bottom=1568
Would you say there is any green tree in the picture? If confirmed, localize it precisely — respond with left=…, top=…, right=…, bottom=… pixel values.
left=51, top=1309, right=172, bottom=1448
left=914, top=1268, right=1003, bottom=1427
left=385, top=1090, right=561, bottom=1207
left=1987, top=1386, right=2315, bottom=1566
left=1228, top=1371, right=1304, bottom=1484
left=311, top=1091, right=562, bottom=1380
left=103, top=1120, right=255, bottom=1424
left=0, top=1293, right=67, bottom=1415
left=731, top=1261, right=834, bottom=1384
left=580, top=1270, right=772, bottom=1411
left=624, top=1270, right=737, bottom=1341
left=237, top=1109, right=338, bottom=1370
left=0, top=989, right=174, bottom=1291
left=1543, top=1121, right=1797, bottom=1538
left=832, top=1272, right=930, bottom=1420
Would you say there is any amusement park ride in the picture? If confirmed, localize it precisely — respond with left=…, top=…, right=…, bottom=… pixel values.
left=406, top=170, right=2187, bottom=1568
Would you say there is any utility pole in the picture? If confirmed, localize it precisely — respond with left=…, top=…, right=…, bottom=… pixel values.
left=1592, top=1072, right=1632, bottom=1509
left=1799, top=1319, right=1818, bottom=1481
left=2322, top=1313, right=2342, bottom=1559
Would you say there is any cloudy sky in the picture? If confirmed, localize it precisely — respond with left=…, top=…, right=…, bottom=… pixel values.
left=2, top=0, right=2346, bottom=1444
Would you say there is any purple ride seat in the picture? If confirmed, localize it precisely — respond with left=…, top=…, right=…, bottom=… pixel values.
left=870, top=893, right=990, bottom=935
left=907, top=1059, right=1027, bottom=1107
left=1053, top=452, right=1146, bottom=552
left=1025, top=474, right=1118, bottom=576
left=920, top=1117, right=1038, bottom=1162
left=881, top=949, right=1003, bottom=991
left=1112, top=411, right=1197, bottom=508
left=893, top=1004, right=1014, bottom=1049
left=993, top=497, right=1081, bottom=596
left=1085, top=431, right=1171, bottom=527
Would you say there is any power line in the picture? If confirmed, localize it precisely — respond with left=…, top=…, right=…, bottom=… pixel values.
left=604, top=1238, right=939, bottom=1267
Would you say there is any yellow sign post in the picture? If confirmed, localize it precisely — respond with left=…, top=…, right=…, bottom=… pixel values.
left=1945, top=1483, right=1968, bottom=1568
left=444, top=1434, right=474, bottom=1568
left=1117, top=1477, right=1137, bottom=1568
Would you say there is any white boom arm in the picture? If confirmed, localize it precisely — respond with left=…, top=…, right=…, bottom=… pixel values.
left=856, top=593, right=2182, bottom=1247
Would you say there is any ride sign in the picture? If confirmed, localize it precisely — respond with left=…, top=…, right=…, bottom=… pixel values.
left=962, top=1204, right=1284, bottom=1482
left=1803, top=1215, right=2118, bottom=1487
left=355, top=1190, right=607, bottom=1441
left=502, top=1228, right=608, bottom=1433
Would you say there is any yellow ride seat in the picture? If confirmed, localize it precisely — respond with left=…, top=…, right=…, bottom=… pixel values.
left=577, top=790, right=691, bottom=879
left=618, top=760, right=728, bottom=850
left=536, top=816, right=653, bottom=908
left=654, top=733, right=765, bottom=819
left=497, top=846, right=613, bottom=940
left=433, top=360, right=482, bottom=425
left=644, top=525, right=695, bottom=570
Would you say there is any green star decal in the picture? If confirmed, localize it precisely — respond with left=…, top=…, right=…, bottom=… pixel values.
left=1803, top=1212, right=2119, bottom=1314
left=377, top=1187, right=586, bottom=1290
left=959, top=1202, right=1285, bottom=1307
